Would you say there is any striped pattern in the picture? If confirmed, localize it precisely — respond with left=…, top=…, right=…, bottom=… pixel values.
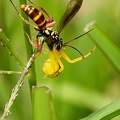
left=20, top=4, right=46, bottom=29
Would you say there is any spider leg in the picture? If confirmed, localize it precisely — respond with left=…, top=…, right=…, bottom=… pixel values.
left=53, top=48, right=64, bottom=75
left=61, top=46, right=96, bottom=63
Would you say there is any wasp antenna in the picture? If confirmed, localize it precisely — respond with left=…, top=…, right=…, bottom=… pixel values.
left=28, top=0, right=35, bottom=5
left=64, top=28, right=94, bottom=45
left=10, top=0, right=20, bottom=14
left=64, top=44, right=84, bottom=57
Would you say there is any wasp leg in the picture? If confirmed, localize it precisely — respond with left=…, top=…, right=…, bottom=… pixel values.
left=34, top=39, right=44, bottom=58
left=26, top=31, right=45, bottom=51
left=25, top=32, right=37, bottom=48
left=19, top=8, right=39, bottom=30
left=61, top=46, right=96, bottom=63
left=25, top=32, right=44, bottom=57
left=20, top=14, right=39, bottom=30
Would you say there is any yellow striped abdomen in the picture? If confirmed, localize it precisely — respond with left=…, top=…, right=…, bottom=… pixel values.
left=20, top=4, right=46, bottom=30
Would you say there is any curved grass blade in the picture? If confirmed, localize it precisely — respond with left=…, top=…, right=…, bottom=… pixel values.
left=0, top=29, right=25, bottom=69
left=19, top=0, right=37, bottom=87
left=32, top=86, right=56, bottom=120
left=84, top=22, right=120, bottom=73
left=81, top=98, right=120, bottom=120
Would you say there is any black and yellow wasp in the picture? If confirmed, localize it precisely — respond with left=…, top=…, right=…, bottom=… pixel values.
left=10, top=0, right=95, bottom=77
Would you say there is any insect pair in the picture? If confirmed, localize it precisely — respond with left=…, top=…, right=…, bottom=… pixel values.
left=10, top=0, right=96, bottom=77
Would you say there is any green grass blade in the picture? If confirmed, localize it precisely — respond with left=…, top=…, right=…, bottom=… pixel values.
left=0, top=29, right=25, bottom=69
left=32, top=86, right=56, bottom=120
left=19, top=0, right=33, bottom=57
left=19, top=0, right=37, bottom=87
left=81, top=99, right=120, bottom=120
left=84, top=22, right=120, bottom=73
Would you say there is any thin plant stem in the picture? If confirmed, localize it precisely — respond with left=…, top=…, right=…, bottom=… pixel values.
left=0, top=70, right=21, bottom=74
left=0, top=53, right=36, bottom=120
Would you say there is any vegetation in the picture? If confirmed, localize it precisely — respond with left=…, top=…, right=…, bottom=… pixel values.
left=0, top=0, right=120, bottom=120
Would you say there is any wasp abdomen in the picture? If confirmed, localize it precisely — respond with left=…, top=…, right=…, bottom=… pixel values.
left=20, top=4, right=46, bottom=29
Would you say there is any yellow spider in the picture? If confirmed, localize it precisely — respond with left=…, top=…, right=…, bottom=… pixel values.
left=42, top=46, right=96, bottom=77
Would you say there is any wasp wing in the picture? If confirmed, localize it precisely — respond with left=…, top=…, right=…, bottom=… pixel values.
left=57, top=0, right=83, bottom=34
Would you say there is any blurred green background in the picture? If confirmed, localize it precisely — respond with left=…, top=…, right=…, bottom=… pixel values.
left=0, top=0, right=120, bottom=120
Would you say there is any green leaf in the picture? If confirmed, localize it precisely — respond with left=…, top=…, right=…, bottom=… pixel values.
left=80, top=21, right=120, bottom=120
left=84, top=22, right=120, bottom=73
left=81, top=99, right=120, bottom=120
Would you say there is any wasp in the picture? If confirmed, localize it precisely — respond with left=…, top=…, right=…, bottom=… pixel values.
left=10, top=0, right=96, bottom=77
left=10, top=0, right=56, bottom=53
